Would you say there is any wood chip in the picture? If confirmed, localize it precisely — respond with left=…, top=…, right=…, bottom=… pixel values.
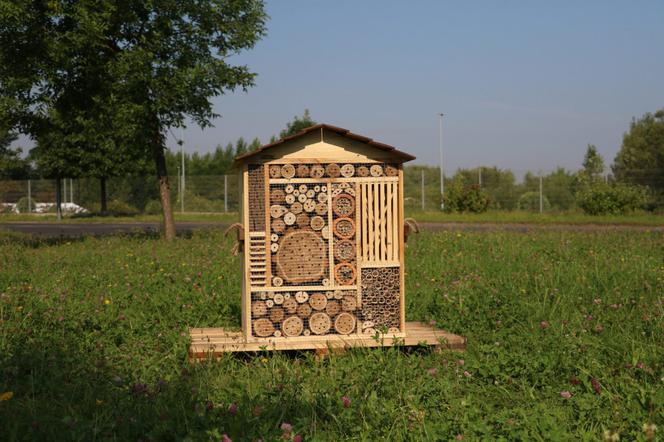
left=251, top=300, right=268, bottom=317
left=309, top=292, right=328, bottom=311
left=281, top=164, right=295, bottom=179
left=253, top=318, right=275, bottom=337
left=282, top=316, right=304, bottom=337
left=334, top=312, right=356, bottom=335
left=309, top=312, right=331, bottom=335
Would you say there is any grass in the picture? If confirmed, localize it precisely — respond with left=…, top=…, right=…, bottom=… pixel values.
left=2, top=210, right=663, bottom=227
left=409, top=210, right=664, bottom=226
left=0, top=229, right=662, bottom=440
left=0, top=212, right=239, bottom=223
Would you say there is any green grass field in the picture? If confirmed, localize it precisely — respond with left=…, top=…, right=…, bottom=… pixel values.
left=0, top=230, right=662, bottom=440
left=1, top=210, right=663, bottom=226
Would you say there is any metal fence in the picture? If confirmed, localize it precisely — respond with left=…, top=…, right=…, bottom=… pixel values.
left=0, top=168, right=659, bottom=215
left=0, top=175, right=241, bottom=215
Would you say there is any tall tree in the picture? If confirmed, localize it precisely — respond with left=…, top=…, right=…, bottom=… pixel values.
left=0, top=0, right=267, bottom=239
left=613, top=109, right=664, bottom=195
left=582, top=144, right=605, bottom=181
left=279, top=109, right=316, bottom=139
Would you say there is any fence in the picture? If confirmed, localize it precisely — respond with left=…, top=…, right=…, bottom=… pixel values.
left=1, top=167, right=661, bottom=216
left=0, top=175, right=241, bottom=215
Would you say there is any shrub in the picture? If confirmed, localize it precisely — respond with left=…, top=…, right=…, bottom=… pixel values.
left=444, top=181, right=491, bottom=213
left=576, top=183, right=648, bottom=215
left=106, top=199, right=139, bottom=216
left=16, top=197, right=37, bottom=213
left=144, top=200, right=162, bottom=215
left=517, top=191, right=551, bottom=212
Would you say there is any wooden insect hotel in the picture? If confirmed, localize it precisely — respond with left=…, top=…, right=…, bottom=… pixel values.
left=189, top=124, right=465, bottom=357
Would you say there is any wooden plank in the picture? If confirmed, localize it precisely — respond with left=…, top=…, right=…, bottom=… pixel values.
left=361, top=184, right=368, bottom=262
left=327, top=184, right=334, bottom=284
left=354, top=181, right=362, bottom=311
left=398, top=167, right=406, bottom=333
left=270, top=177, right=398, bottom=184
left=264, top=158, right=383, bottom=165
left=189, top=322, right=466, bottom=358
left=263, top=164, right=272, bottom=286
left=373, top=182, right=380, bottom=261
left=392, top=182, right=399, bottom=261
left=365, top=183, right=374, bottom=261
left=242, top=165, right=251, bottom=341
left=380, top=183, right=387, bottom=261
left=250, top=285, right=357, bottom=292
left=359, top=261, right=400, bottom=268
left=386, top=182, right=393, bottom=261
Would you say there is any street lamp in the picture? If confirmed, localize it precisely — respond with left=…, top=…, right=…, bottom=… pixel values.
left=179, top=127, right=185, bottom=213
left=438, top=113, right=445, bottom=210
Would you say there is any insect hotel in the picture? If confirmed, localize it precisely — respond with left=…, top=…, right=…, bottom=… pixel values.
left=189, top=124, right=465, bottom=357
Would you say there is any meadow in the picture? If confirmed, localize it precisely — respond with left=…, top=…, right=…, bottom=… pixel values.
left=1, top=210, right=664, bottom=227
left=0, top=229, right=662, bottom=441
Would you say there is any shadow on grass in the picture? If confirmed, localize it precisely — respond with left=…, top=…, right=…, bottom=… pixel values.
left=0, top=329, right=257, bottom=441
left=0, top=229, right=196, bottom=249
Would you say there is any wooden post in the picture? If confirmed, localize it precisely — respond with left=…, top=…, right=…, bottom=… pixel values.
left=242, top=164, right=251, bottom=342
left=398, top=166, right=406, bottom=333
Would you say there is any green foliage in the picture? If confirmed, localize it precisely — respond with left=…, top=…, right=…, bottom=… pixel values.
left=103, top=199, right=139, bottom=216
left=0, top=230, right=661, bottom=440
left=15, top=196, right=35, bottom=213
left=0, top=146, right=31, bottom=180
left=582, top=144, right=605, bottom=181
left=279, top=109, right=316, bottom=139
left=1, top=0, right=268, bottom=231
left=517, top=191, right=550, bottom=212
left=144, top=200, right=162, bottom=215
left=444, top=179, right=491, bottom=213
left=576, top=183, right=648, bottom=215
left=613, top=109, right=664, bottom=196
left=453, top=167, right=518, bottom=210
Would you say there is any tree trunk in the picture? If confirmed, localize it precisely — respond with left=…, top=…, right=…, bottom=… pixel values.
left=55, top=178, right=62, bottom=220
left=151, top=129, right=176, bottom=241
left=100, top=177, right=108, bottom=214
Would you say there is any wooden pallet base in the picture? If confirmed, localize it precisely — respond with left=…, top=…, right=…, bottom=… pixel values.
left=189, top=321, right=465, bottom=360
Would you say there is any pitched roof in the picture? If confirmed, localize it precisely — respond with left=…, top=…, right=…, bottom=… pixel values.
left=234, top=123, right=416, bottom=164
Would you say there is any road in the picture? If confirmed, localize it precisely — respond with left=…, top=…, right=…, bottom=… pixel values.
left=1, top=221, right=662, bottom=237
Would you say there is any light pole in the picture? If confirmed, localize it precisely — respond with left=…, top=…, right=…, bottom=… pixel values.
left=438, top=113, right=445, bottom=210
left=179, top=127, right=185, bottom=213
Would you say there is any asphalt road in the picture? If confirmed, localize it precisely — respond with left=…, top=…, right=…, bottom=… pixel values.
left=1, top=221, right=662, bottom=237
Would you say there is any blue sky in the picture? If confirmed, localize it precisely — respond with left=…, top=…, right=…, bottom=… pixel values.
left=179, top=1, right=663, bottom=173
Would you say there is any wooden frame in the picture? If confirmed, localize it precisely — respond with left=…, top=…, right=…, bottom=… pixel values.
left=189, top=125, right=466, bottom=354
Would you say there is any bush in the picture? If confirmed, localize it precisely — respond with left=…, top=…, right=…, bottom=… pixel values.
left=16, top=197, right=37, bottom=213
left=106, top=199, right=139, bottom=216
left=444, top=181, right=491, bottom=213
left=517, top=191, right=551, bottom=212
left=144, top=200, right=162, bottom=215
left=576, top=183, right=648, bottom=215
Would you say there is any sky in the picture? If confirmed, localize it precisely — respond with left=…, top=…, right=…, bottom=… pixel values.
left=24, top=1, right=664, bottom=175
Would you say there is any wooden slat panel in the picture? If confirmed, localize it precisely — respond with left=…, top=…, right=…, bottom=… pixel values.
left=386, top=182, right=393, bottom=261
left=189, top=322, right=466, bottom=358
left=366, top=183, right=374, bottom=261
left=392, top=182, right=399, bottom=260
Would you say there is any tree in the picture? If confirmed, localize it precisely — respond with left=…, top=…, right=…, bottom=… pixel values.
left=0, top=0, right=267, bottom=239
left=582, top=144, right=605, bottom=181
left=0, top=126, right=30, bottom=180
left=613, top=109, right=664, bottom=198
left=279, top=109, right=316, bottom=139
